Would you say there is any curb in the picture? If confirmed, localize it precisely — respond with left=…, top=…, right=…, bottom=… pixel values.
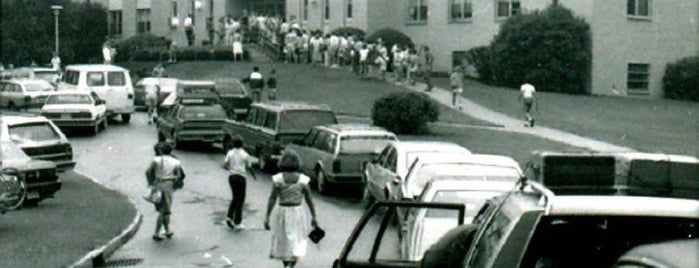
left=68, top=170, right=144, bottom=268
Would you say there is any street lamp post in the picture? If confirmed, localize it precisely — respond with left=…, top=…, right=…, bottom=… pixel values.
left=51, top=5, right=63, bottom=56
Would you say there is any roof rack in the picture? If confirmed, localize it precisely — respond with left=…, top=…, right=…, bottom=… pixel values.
left=518, top=177, right=556, bottom=214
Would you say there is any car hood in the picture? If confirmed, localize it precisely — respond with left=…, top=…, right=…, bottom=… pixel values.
left=2, top=158, right=56, bottom=171
left=42, top=104, right=96, bottom=113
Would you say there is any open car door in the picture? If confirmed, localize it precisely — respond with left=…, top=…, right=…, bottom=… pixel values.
left=333, top=201, right=465, bottom=268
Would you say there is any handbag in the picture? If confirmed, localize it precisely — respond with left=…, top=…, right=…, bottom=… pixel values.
left=308, top=225, right=325, bottom=244
left=143, top=186, right=162, bottom=204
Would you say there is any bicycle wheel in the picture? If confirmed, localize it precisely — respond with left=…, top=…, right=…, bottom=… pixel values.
left=0, top=171, right=27, bottom=212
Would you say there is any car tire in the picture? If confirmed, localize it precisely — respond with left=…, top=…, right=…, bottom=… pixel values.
left=22, top=198, right=40, bottom=207
left=91, top=124, right=99, bottom=136
left=316, top=169, right=331, bottom=195
left=121, top=113, right=131, bottom=123
left=101, top=117, right=108, bottom=131
left=7, top=102, right=17, bottom=111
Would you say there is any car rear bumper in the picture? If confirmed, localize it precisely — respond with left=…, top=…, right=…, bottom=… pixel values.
left=50, top=118, right=101, bottom=128
left=25, top=180, right=62, bottom=197
left=326, top=173, right=364, bottom=184
left=177, top=131, right=224, bottom=143
left=107, top=107, right=135, bottom=115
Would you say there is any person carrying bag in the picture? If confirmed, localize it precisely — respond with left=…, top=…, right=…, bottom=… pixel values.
left=145, top=142, right=185, bottom=241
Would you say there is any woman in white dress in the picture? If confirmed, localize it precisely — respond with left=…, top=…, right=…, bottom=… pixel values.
left=264, top=151, right=318, bottom=268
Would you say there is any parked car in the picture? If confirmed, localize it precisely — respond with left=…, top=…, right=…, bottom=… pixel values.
left=364, top=141, right=472, bottom=206
left=40, top=90, right=108, bottom=135
left=57, top=64, right=134, bottom=123
left=222, top=101, right=338, bottom=172
left=0, top=141, right=60, bottom=206
left=214, top=78, right=252, bottom=119
left=159, top=80, right=220, bottom=113
left=156, top=101, right=227, bottom=149
left=0, top=78, right=54, bottom=110
left=0, top=114, right=75, bottom=172
left=133, top=77, right=178, bottom=107
left=286, top=123, right=398, bottom=194
left=399, top=179, right=514, bottom=261
left=613, top=238, right=699, bottom=268
left=28, top=67, right=61, bottom=86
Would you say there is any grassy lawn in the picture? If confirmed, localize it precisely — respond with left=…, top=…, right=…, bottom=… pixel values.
left=434, top=78, right=698, bottom=156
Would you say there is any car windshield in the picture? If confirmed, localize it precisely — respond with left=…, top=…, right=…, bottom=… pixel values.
left=425, top=190, right=504, bottom=218
left=216, top=82, right=247, bottom=95
left=0, top=142, right=32, bottom=162
left=278, top=110, right=337, bottom=133
left=339, top=135, right=396, bottom=154
left=45, top=94, right=92, bottom=105
left=178, top=105, right=227, bottom=119
left=23, top=80, right=54, bottom=92
left=408, top=164, right=521, bottom=197
left=8, top=122, right=61, bottom=142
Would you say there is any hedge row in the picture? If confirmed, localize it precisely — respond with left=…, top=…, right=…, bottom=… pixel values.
left=130, top=48, right=251, bottom=62
left=663, top=56, right=699, bottom=102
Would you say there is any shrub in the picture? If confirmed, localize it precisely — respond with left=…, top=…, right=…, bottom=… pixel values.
left=366, top=28, right=414, bottom=49
left=113, top=34, right=170, bottom=62
left=490, top=4, right=591, bottom=94
left=663, top=56, right=699, bottom=102
left=213, top=49, right=235, bottom=60
left=196, top=49, right=213, bottom=60
left=371, top=91, right=439, bottom=134
left=331, top=27, right=366, bottom=39
left=465, top=46, right=493, bottom=81
left=178, top=49, right=197, bottom=61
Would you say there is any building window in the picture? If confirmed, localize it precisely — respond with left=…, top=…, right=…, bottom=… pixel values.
left=172, top=1, right=178, bottom=17
left=303, top=0, right=308, bottom=21
left=137, top=9, right=151, bottom=34
left=627, top=63, right=650, bottom=94
left=450, top=0, right=472, bottom=22
left=407, top=0, right=428, bottom=23
left=325, top=0, right=330, bottom=20
left=346, top=0, right=353, bottom=19
left=627, top=0, right=651, bottom=18
left=108, top=10, right=122, bottom=36
left=496, top=0, right=521, bottom=19
left=190, top=1, right=196, bottom=25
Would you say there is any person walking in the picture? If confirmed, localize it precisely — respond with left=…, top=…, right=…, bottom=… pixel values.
left=144, top=81, right=160, bottom=125
left=518, top=80, right=537, bottom=127
left=242, top=66, right=264, bottom=102
left=222, top=136, right=256, bottom=230
left=264, top=151, right=318, bottom=268
left=267, top=69, right=278, bottom=102
left=145, top=142, right=185, bottom=241
left=450, top=66, right=464, bottom=110
left=422, top=46, right=434, bottom=92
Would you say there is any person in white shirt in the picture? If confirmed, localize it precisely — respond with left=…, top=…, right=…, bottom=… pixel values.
left=359, top=44, right=370, bottom=77
left=518, top=81, right=537, bottom=127
left=222, top=136, right=256, bottom=229
left=146, top=142, right=185, bottom=241
left=184, top=16, right=195, bottom=46
left=51, top=53, right=61, bottom=71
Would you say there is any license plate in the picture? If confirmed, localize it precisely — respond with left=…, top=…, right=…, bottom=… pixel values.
left=27, top=191, right=40, bottom=200
left=61, top=114, right=70, bottom=119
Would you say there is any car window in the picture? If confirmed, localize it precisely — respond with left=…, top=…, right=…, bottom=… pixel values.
left=385, top=147, right=397, bottom=171
left=107, top=71, right=126, bottom=86
left=470, top=211, right=513, bottom=267
left=46, top=94, right=92, bottom=105
left=339, top=135, right=396, bottom=154
left=8, top=122, right=61, bottom=142
left=62, top=70, right=80, bottom=85
left=178, top=105, right=227, bottom=120
left=245, top=108, right=258, bottom=124
left=313, top=131, right=336, bottom=153
left=263, top=112, right=277, bottom=129
left=278, top=110, right=337, bottom=133
left=301, top=129, right=319, bottom=146
left=87, top=72, right=105, bottom=86
left=254, top=110, right=268, bottom=126
left=376, top=146, right=391, bottom=166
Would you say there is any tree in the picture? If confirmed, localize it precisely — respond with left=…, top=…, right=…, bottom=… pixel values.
left=490, top=4, right=591, bottom=94
left=0, top=0, right=107, bottom=66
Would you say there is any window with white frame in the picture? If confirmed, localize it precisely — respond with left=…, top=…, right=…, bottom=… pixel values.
left=325, top=0, right=330, bottom=20
left=450, top=0, right=473, bottom=21
left=302, top=0, right=308, bottom=21
left=407, top=0, right=428, bottom=23
left=108, top=10, right=122, bottom=36
left=137, top=9, right=151, bottom=34
left=346, top=0, right=353, bottom=19
left=627, top=0, right=651, bottom=18
left=496, top=0, right=521, bottom=19
left=172, top=0, right=178, bottom=17
left=627, top=63, right=650, bottom=93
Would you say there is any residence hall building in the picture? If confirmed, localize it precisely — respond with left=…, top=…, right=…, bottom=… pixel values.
left=93, top=0, right=284, bottom=48
left=286, top=0, right=698, bottom=99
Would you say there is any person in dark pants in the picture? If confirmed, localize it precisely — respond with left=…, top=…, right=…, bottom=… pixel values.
left=222, top=135, right=255, bottom=230
left=242, top=66, right=264, bottom=102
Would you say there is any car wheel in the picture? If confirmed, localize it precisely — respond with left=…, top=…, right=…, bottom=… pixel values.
left=101, top=117, right=108, bottom=131
left=91, top=124, right=99, bottom=136
left=22, top=198, right=40, bottom=207
left=0, top=177, right=26, bottom=211
left=7, top=102, right=17, bottom=111
left=121, top=113, right=131, bottom=123
left=316, top=169, right=330, bottom=195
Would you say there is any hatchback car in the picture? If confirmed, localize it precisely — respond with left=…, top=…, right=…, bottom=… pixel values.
left=364, top=141, right=471, bottom=206
left=0, top=141, right=60, bottom=206
left=0, top=114, right=75, bottom=172
left=286, top=123, right=398, bottom=195
left=40, top=90, right=108, bottom=135
left=0, top=78, right=54, bottom=110
left=133, top=77, right=178, bottom=107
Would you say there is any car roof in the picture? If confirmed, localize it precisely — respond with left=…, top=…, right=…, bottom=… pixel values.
left=616, top=152, right=699, bottom=163
left=64, top=64, right=128, bottom=72
left=390, top=140, right=471, bottom=153
left=0, top=114, right=52, bottom=125
left=425, top=179, right=516, bottom=193
left=317, top=123, right=395, bottom=136
left=29, top=67, right=59, bottom=73
left=45, top=90, right=91, bottom=96
left=548, top=195, right=699, bottom=218
left=251, top=101, right=333, bottom=112
left=617, top=238, right=699, bottom=268
left=416, top=154, right=521, bottom=170
left=137, top=77, right=179, bottom=85
left=2, top=78, right=53, bottom=85
left=177, top=80, right=216, bottom=87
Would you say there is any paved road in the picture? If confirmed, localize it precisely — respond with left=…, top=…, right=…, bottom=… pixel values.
left=71, top=112, right=367, bottom=267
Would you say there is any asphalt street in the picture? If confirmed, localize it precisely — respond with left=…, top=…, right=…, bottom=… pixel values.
left=70, top=112, right=368, bottom=267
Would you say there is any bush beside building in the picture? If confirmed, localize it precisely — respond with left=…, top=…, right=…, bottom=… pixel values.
left=663, top=56, right=699, bottom=102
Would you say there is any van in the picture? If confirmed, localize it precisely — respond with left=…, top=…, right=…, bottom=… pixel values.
left=57, top=64, right=134, bottom=123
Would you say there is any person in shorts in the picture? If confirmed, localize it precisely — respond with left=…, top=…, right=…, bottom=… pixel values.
left=450, top=66, right=464, bottom=110
left=518, top=81, right=537, bottom=127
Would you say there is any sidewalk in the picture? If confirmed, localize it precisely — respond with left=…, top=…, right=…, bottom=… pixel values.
left=402, top=82, right=636, bottom=153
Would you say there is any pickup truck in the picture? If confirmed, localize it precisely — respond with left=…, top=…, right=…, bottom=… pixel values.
left=221, top=101, right=338, bottom=172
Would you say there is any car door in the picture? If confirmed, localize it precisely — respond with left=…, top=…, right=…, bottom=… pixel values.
left=290, top=128, right=320, bottom=175
left=378, top=148, right=399, bottom=201
left=312, top=131, right=337, bottom=176
left=333, top=201, right=465, bottom=268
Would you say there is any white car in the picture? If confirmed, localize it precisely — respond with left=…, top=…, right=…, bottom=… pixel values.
left=40, top=91, right=108, bottom=135
left=400, top=179, right=515, bottom=261
left=389, top=154, right=523, bottom=202
left=58, top=64, right=134, bottom=123
left=363, top=141, right=471, bottom=206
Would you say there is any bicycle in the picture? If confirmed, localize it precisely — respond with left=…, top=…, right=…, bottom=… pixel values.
left=0, top=168, right=27, bottom=214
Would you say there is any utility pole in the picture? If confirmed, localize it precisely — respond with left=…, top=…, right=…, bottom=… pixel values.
left=51, top=5, right=63, bottom=56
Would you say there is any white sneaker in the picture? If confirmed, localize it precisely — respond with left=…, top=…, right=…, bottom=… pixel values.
left=234, top=223, right=246, bottom=230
